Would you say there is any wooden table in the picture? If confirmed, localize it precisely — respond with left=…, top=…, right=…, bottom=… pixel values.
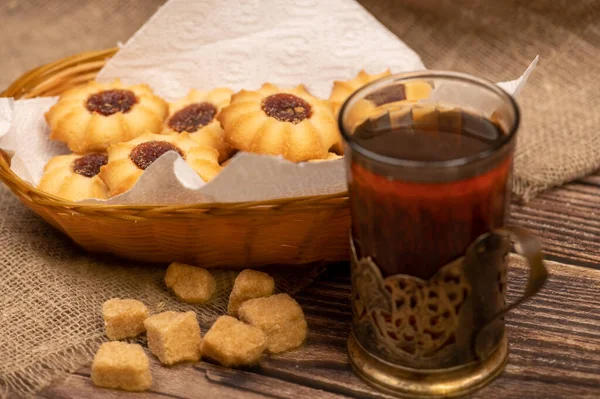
left=38, top=174, right=600, bottom=398
left=6, top=1, right=597, bottom=398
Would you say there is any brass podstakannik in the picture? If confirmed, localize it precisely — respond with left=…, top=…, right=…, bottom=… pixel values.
left=348, top=230, right=547, bottom=397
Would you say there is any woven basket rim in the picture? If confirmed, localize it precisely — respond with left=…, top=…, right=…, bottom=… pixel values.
left=0, top=48, right=349, bottom=212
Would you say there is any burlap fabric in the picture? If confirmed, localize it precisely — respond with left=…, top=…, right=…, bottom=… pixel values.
left=4, top=0, right=599, bottom=200
left=1, top=0, right=599, bottom=397
left=361, top=0, right=600, bottom=201
left=0, top=184, right=323, bottom=397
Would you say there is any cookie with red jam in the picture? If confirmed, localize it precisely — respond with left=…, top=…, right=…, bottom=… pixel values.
left=329, top=69, right=392, bottom=117
left=38, top=153, right=109, bottom=201
left=45, top=80, right=168, bottom=153
left=99, top=133, right=221, bottom=196
left=163, top=88, right=234, bottom=164
left=218, top=84, right=342, bottom=162
left=330, top=69, right=433, bottom=130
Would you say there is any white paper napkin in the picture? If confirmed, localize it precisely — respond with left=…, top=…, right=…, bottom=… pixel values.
left=0, top=0, right=537, bottom=204
left=97, top=0, right=426, bottom=100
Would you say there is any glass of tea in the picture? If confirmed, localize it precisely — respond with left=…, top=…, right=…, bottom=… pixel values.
left=340, top=71, right=547, bottom=397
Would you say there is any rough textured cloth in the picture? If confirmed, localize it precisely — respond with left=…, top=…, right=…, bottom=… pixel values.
left=2, top=0, right=598, bottom=198
left=360, top=0, right=600, bottom=200
left=0, top=184, right=323, bottom=397
left=4, top=1, right=599, bottom=199
left=1, top=0, right=599, bottom=397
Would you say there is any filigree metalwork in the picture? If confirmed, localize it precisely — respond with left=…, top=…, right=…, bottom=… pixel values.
left=351, top=233, right=510, bottom=369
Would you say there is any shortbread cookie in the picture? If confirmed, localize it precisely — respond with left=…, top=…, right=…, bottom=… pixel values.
left=333, top=70, right=432, bottom=131
left=218, top=83, right=342, bottom=162
left=38, top=153, right=109, bottom=201
left=45, top=79, right=168, bottom=153
left=307, top=152, right=343, bottom=162
left=329, top=69, right=392, bottom=116
left=99, top=132, right=221, bottom=196
left=163, top=88, right=234, bottom=163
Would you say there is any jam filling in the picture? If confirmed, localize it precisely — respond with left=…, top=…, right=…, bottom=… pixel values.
left=86, top=89, right=138, bottom=116
left=168, top=102, right=217, bottom=133
left=261, top=93, right=312, bottom=124
left=72, top=154, right=108, bottom=178
left=129, top=141, right=184, bottom=170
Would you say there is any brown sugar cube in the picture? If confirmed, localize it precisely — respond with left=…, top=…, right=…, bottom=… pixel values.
left=238, top=294, right=307, bottom=354
left=201, top=315, right=266, bottom=367
left=165, top=262, right=216, bottom=304
left=91, top=342, right=152, bottom=391
left=144, top=311, right=202, bottom=365
left=228, top=269, right=275, bottom=317
left=102, top=298, right=149, bottom=340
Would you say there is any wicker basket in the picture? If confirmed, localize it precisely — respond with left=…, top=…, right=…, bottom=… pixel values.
left=0, top=49, right=350, bottom=267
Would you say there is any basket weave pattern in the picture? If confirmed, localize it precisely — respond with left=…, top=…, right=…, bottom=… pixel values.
left=0, top=49, right=350, bottom=266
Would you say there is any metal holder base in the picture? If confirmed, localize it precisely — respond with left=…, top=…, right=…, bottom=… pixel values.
left=348, top=332, right=508, bottom=398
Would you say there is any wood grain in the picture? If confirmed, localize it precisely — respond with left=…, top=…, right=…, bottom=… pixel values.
left=7, top=0, right=599, bottom=397
left=38, top=255, right=600, bottom=399
left=511, top=178, right=600, bottom=267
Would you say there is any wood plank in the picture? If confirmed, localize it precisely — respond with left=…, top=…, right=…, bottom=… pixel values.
left=197, top=363, right=347, bottom=399
left=581, top=174, right=600, bottom=187
left=7, top=0, right=599, bottom=398
left=477, top=372, right=600, bottom=399
left=39, top=257, right=600, bottom=399
left=41, top=357, right=267, bottom=399
left=249, top=256, right=600, bottom=398
left=511, top=179, right=600, bottom=267
left=45, top=348, right=351, bottom=399
left=37, top=374, right=172, bottom=399
left=259, top=358, right=394, bottom=399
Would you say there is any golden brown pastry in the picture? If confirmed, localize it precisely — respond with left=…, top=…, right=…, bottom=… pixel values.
left=45, top=80, right=168, bottom=153
left=329, top=69, right=392, bottom=116
left=38, top=153, right=109, bottom=201
left=217, top=83, right=342, bottom=162
left=163, top=88, right=234, bottom=164
left=333, top=70, right=433, bottom=131
left=307, top=153, right=343, bottom=162
left=99, top=133, right=221, bottom=196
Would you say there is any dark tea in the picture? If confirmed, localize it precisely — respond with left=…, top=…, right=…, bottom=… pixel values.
left=348, top=106, right=512, bottom=279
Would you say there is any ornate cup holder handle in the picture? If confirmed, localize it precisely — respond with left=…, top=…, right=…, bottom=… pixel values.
left=473, top=226, right=548, bottom=359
